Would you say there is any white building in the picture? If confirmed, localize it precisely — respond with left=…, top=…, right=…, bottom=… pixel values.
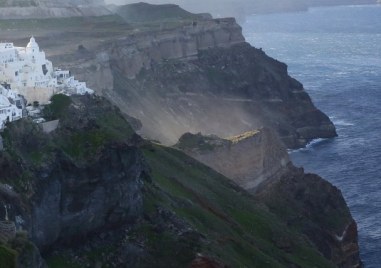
left=0, top=37, right=93, bottom=105
left=0, top=37, right=93, bottom=130
left=0, top=86, right=23, bottom=129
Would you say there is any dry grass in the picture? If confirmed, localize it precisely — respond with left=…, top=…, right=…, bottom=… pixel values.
left=227, top=130, right=260, bottom=144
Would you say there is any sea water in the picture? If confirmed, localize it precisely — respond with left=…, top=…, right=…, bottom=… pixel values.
left=243, top=5, right=381, bottom=267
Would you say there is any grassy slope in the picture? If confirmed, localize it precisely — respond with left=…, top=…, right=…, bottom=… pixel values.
left=0, top=245, right=17, bottom=268
left=142, top=143, right=335, bottom=268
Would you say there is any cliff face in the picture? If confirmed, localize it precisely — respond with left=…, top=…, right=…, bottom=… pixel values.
left=0, top=96, right=339, bottom=268
left=258, top=166, right=363, bottom=268
left=175, top=128, right=361, bottom=267
left=176, top=128, right=290, bottom=192
left=30, top=144, right=144, bottom=248
left=72, top=17, right=244, bottom=88
left=0, top=95, right=360, bottom=267
left=0, top=95, right=147, bottom=249
left=63, top=15, right=335, bottom=149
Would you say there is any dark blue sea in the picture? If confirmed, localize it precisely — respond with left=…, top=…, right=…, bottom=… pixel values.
left=243, top=5, right=381, bottom=267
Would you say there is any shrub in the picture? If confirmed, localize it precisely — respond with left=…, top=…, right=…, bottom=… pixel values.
left=44, top=94, right=71, bottom=120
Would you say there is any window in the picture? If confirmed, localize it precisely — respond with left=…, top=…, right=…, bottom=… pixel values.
left=42, top=64, right=48, bottom=75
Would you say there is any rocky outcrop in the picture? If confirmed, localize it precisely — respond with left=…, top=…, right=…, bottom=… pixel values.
left=0, top=95, right=147, bottom=249
left=176, top=128, right=290, bottom=192
left=258, top=166, right=363, bottom=268
left=29, top=143, right=144, bottom=248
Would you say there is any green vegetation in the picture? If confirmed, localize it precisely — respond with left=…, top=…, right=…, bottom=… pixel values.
left=0, top=96, right=339, bottom=267
left=55, top=107, right=134, bottom=161
left=0, top=95, right=135, bottom=193
left=141, top=143, right=336, bottom=267
left=0, top=245, right=17, bottom=268
left=46, top=256, right=82, bottom=268
left=175, top=133, right=227, bottom=152
left=44, top=94, right=71, bottom=120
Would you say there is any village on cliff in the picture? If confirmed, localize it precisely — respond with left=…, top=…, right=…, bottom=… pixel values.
left=0, top=37, right=93, bottom=129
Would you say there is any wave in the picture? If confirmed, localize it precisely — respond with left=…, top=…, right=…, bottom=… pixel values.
left=288, top=138, right=329, bottom=153
left=334, top=120, right=355, bottom=127
left=330, top=116, right=355, bottom=127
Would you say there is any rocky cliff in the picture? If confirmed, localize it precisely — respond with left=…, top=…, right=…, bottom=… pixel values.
left=174, top=127, right=362, bottom=267
left=258, top=166, right=363, bottom=268
left=176, top=128, right=290, bottom=192
left=49, top=7, right=336, bottom=149
left=0, top=95, right=147, bottom=249
left=0, top=95, right=359, bottom=267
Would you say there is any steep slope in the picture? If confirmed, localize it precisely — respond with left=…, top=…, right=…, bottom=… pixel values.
left=258, top=166, right=363, bottom=267
left=0, top=95, right=357, bottom=268
left=104, top=41, right=336, bottom=148
left=132, top=143, right=336, bottom=267
left=0, top=95, right=145, bottom=249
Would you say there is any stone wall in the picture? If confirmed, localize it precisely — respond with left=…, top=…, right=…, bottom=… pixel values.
left=0, top=220, right=16, bottom=243
left=16, top=87, right=54, bottom=105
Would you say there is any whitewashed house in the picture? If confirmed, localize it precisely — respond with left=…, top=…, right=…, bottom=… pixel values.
left=0, top=37, right=93, bottom=105
left=0, top=86, right=23, bottom=129
left=0, top=37, right=93, bottom=130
